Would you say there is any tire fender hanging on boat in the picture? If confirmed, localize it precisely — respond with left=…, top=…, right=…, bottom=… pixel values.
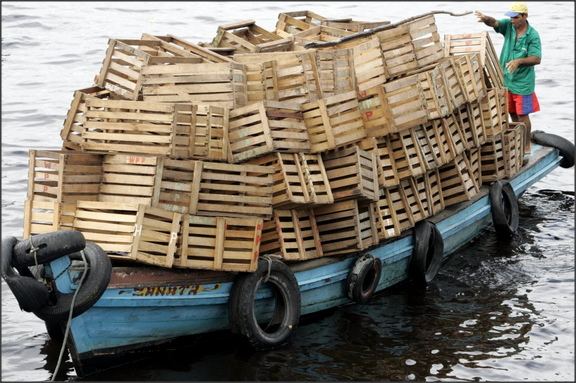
left=228, top=257, right=301, bottom=350
left=531, top=130, right=575, bottom=168
left=346, top=253, right=382, bottom=304
left=409, top=221, right=444, bottom=286
left=12, top=230, right=86, bottom=268
left=489, top=180, right=519, bottom=238
left=32, top=241, right=112, bottom=322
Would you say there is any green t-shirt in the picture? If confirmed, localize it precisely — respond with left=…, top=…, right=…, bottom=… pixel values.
left=494, top=19, right=542, bottom=95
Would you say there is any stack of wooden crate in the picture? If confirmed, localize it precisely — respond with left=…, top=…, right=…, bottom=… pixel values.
left=23, top=10, right=518, bottom=272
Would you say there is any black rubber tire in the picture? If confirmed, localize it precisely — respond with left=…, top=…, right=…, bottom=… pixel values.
left=532, top=130, right=575, bottom=168
left=228, top=258, right=301, bottom=350
left=2, top=236, right=50, bottom=312
left=409, top=221, right=444, bottom=286
left=33, top=241, right=112, bottom=322
left=346, top=254, right=382, bottom=304
left=12, top=230, right=86, bottom=268
left=489, top=180, right=519, bottom=238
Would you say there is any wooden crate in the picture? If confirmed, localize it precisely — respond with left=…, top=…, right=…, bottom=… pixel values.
left=95, top=39, right=204, bottom=100
left=274, top=11, right=328, bottom=37
left=27, top=150, right=103, bottom=203
left=405, top=14, right=444, bottom=68
left=73, top=201, right=182, bottom=268
left=466, top=147, right=483, bottom=188
left=376, top=24, right=418, bottom=80
left=382, top=74, right=428, bottom=132
left=141, top=33, right=237, bottom=63
left=423, top=167, right=445, bottom=216
left=357, top=85, right=394, bottom=138
left=228, top=101, right=311, bottom=163
left=399, top=176, right=428, bottom=224
left=502, top=123, right=524, bottom=179
left=139, top=61, right=248, bottom=108
left=371, top=135, right=400, bottom=188
left=439, top=152, right=479, bottom=207
left=351, top=37, right=387, bottom=93
left=322, top=146, right=379, bottom=203
left=374, top=183, right=414, bottom=238
left=244, top=60, right=276, bottom=103
left=302, top=91, right=366, bottom=153
left=442, top=113, right=467, bottom=158
left=438, top=57, right=467, bottom=112
left=322, top=19, right=390, bottom=33
left=411, top=64, right=451, bottom=120
left=444, top=31, right=504, bottom=89
left=414, top=119, right=453, bottom=169
left=453, top=53, right=487, bottom=104
left=380, top=130, right=427, bottom=181
left=176, top=214, right=262, bottom=272
left=316, top=48, right=356, bottom=98
left=314, top=199, right=378, bottom=256
left=23, top=200, right=76, bottom=239
left=211, top=20, right=293, bottom=54
left=82, top=99, right=196, bottom=157
left=453, top=100, right=487, bottom=149
left=480, top=133, right=507, bottom=182
left=191, top=104, right=230, bottom=162
left=292, top=25, right=355, bottom=49
left=260, top=209, right=322, bottom=261
left=481, top=87, right=508, bottom=139
left=61, top=86, right=120, bottom=151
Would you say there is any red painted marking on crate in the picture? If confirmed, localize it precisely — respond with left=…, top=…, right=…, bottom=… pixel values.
left=43, top=161, right=52, bottom=168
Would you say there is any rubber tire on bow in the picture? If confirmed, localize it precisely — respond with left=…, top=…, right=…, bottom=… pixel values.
left=409, top=221, right=444, bottom=286
left=531, top=130, right=575, bottom=168
left=32, top=241, right=112, bottom=322
left=346, top=254, right=382, bottom=304
left=12, top=230, right=86, bottom=268
left=489, top=180, right=519, bottom=238
left=2, top=236, right=51, bottom=312
left=228, top=258, right=301, bottom=350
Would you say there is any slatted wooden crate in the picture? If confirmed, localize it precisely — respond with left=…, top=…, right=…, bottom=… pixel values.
left=507, top=121, right=527, bottom=158
left=27, top=150, right=103, bottom=203
left=373, top=183, right=414, bottom=238
left=191, top=104, right=230, bottom=162
left=96, top=39, right=204, bottom=100
left=23, top=200, right=76, bottom=239
left=444, top=31, right=504, bottom=89
left=211, top=20, right=293, bottom=54
left=322, top=146, right=379, bottom=203
left=502, top=123, right=524, bottom=179
left=316, top=48, right=356, bottom=98
left=442, top=113, right=467, bottom=158
left=322, top=19, right=390, bottom=33
left=411, top=64, right=451, bottom=120
left=61, top=86, right=120, bottom=151
left=399, top=176, right=428, bottom=224
left=357, top=85, right=394, bottom=138
left=248, top=152, right=333, bottom=209
left=260, top=209, right=322, bottom=261
left=480, top=87, right=508, bottom=139
left=423, top=167, right=445, bottom=216
left=141, top=33, right=237, bottom=63
left=351, top=37, right=387, bottom=93
left=82, top=99, right=196, bottom=157
left=376, top=24, right=419, bottom=80
left=150, top=157, right=196, bottom=214
left=175, top=214, right=263, bottom=272
left=405, top=14, right=444, bottom=69
left=139, top=62, right=248, bottom=108
left=466, top=147, right=483, bottom=188
left=453, top=100, right=487, bottom=149
left=438, top=57, right=467, bottom=112
left=382, top=74, right=428, bottom=132
left=371, top=135, right=400, bottom=187
left=302, top=91, right=366, bottom=153
left=453, top=53, right=486, bottom=104
left=382, top=130, right=427, bottom=181
left=438, top=152, right=479, bottom=207
left=292, top=25, right=355, bottom=49
left=244, top=60, right=276, bottom=103
left=73, top=201, right=182, bottom=268
left=480, top=133, right=507, bottom=182
left=274, top=11, right=328, bottom=37
left=414, top=119, right=453, bottom=169
left=228, top=101, right=311, bottom=163
left=314, top=199, right=378, bottom=256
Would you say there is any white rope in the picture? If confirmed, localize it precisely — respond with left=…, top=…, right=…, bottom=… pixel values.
left=260, top=254, right=282, bottom=283
left=51, top=250, right=88, bottom=381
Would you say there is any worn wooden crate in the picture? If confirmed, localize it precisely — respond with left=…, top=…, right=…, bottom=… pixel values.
left=151, top=157, right=196, bottom=214
left=302, top=91, right=366, bottom=153
left=243, top=60, right=276, bottom=103
left=82, top=99, right=196, bottom=157
left=438, top=152, right=479, bottom=207
left=453, top=100, right=487, bottom=149
left=405, top=14, right=444, bottom=69
left=141, top=33, right=237, bottom=63
left=23, top=200, right=76, bottom=239
left=316, top=48, right=356, bottom=98
left=96, top=39, right=204, bottom=100
left=292, top=25, right=355, bottom=49
left=61, top=86, right=120, bottom=151
left=374, top=183, right=414, bottom=238
left=350, top=37, right=387, bottom=93
left=314, top=199, right=378, bottom=256
left=27, top=150, right=103, bottom=203
left=376, top=24, right=418, bottom=80
left=175, top=214, right=262, bottom=272
left=228, top=101, right=311, bottom=163
left=466, top=147, right=483, bottom=188
left=211, top=20, right=293, bottom=54
left=444, top=31, right=504, bottom=89
left=139, top=61, right=248, bottom=108
left=414, top=119, right=454, bottom=169
left=399, top=176, right=428, bottom=224
left=438, top=57, right=467, bottom=112
left=322, top=146, right=379, bottom=203
left=481, top=87, right=508, bottom=139
left=274, top=11, right=328, bottom=37
left=380, top=130, right=427, bottom=181
left=507, top=121, right=527, bottom=158
left=453, top=53, right=487, bottom=104
left=423, top=167, right=445, bottom=216
left=502, top=123, right=524, bottom=179
left=357, top=85, right=394, bottom=138
left=73, top=201, right=182, bottom=268
left=410, top=64, right=451, bottom=120
left=371, top=135, right=400, bottom=188
left=260, top=209, right=322, bottom=261
left=442, top=113, right=468, bottom=158
left=382, top=74, right=428, bottom=132
left=191, top=104, right=230, bottom=162
left=322, top=19, right=390, bottom=33
left=480, top=133, right=507, bottom=182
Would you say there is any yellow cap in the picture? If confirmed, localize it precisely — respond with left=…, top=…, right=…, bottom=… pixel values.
left=505, top=2, right=528, bottom=17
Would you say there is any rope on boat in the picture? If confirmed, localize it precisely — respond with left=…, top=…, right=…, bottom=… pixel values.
left=261, top=254, right=283, bottom=283
left=304, top=10, right=473, bottom=49
left=51, top=249, right=88, bottom=381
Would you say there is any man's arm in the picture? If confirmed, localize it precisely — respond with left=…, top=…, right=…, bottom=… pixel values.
left=474, top=10, right=499, bottom=28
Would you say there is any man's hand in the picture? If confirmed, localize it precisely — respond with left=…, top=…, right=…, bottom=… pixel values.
left=474, top=10, right=498, bottom=28
left=506, top=60, right=520, bottom=74
left=474, top=10, right=487, bottom=23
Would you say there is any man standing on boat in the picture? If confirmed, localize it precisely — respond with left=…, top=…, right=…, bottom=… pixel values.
left=474, top=2, right=542, bottom=154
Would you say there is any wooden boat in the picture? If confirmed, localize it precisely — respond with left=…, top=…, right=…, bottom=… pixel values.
left=2, top=10, right=575, bottom=378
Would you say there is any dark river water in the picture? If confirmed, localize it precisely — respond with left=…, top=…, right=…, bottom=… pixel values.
left=2, top=1, right=574, bottom=381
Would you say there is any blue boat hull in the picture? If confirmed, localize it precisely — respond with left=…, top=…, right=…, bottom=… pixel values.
left=55, top=145, right=561, bottom=377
